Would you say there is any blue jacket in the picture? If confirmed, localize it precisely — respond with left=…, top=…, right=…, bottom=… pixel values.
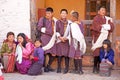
left=100, top=48, right=114, bottom=65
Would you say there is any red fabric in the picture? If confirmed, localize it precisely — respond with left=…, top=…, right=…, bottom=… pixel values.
left=6, top=54, right=15, bottom=73
left=0, top=76, right=4, bottom=80
left=34, top=57, right=39, bottom=61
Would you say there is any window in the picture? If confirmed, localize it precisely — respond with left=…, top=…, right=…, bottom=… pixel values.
left=86, top=0, right=110, bottom=20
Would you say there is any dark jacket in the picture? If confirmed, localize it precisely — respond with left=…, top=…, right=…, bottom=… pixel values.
left=100, top=48, right=114, bottom=65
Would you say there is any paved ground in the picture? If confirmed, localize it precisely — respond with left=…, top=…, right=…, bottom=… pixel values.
left=3, top=67, right=120, bottom=80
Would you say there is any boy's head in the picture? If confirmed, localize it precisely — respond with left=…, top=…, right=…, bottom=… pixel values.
left=70, top=11, right=79, bottom=22
left=60, top=9, right=68, bottom=19
left=34, top=39, right=42, bottom=48
left=45, top=7, right=54, bottom=19
left=6, top=31, right=15, bottom=42
left=98, top=6, right=106, bottom=16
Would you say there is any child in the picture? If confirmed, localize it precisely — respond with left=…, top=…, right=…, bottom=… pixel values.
left=99, top=39, right=114, bottom=76
left=0, top=32, right=16, bottom=73
left=56, top=9, right=72, bottom=73
left=28, top=39, right=44, bottom=75
left=68, top=11, right=86, bottom=74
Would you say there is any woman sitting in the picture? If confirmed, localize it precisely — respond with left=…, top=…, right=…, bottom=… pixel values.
left=16, top=33, right=34, bottom=74
left=99, top=39, right=114, bottom=76
left=0, top=32, right=16, bottom=73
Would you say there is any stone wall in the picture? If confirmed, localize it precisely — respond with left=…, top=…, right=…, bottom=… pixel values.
left=0, top=0, right=31, bottom=47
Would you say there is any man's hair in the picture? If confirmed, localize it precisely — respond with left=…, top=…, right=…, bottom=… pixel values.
left=60, top=9, right=68, bottom=14
left=71, top=11, right=79, bottom=19
left=46, top=7, right=53, bottom=13
left=98, top=6, right=106, bottom=11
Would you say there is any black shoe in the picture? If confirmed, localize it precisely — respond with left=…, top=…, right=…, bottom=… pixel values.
left=57, top=56, right=62, bottom=73
left=78, top=70, right=84, bottom=74
left=44, top=67, right=49, bottom=72
left=63, top=69, right=68, bottom=74
left=48, top=67, right=55, bottom=72
left=57, top=68, right=61, bottom=73
left=93, top=67, right=98, bottom=74
left=69, top=69, right=77, bottom=73
left=63, top=57, right=69, bottom=74
left=78, top=59, right=84, bottom=75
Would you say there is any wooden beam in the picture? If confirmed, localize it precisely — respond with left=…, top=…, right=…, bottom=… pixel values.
left=110, top=0, right=117, bottom=66
left=82, top=20, right=120, bottom=25
left=115, top=20, right=120, bottom=24
left=110, top=0, right=116, bottom=47
left=30, top=0, right=37, bottom=41
left=82, top=20, right=93, bottom=24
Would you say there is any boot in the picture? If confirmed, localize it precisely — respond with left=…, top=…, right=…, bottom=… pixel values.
left=96, top=56, right=100, bottom=73
left=57, top=56, right=62, bottom=73
left=47, top=54, right=55, bottom=72
left=63, top=57, right=69, bottom=74
left=44, top=54, right=49, bottom=72
left=70, top=59, right=78, bottom=73
left=44, top=54, right=55, bottom=72
left=93, top=56, right=99, bottom=74
left=74, top=59, right=78, bottom=71
left=78, top=59, right=84, bottom=74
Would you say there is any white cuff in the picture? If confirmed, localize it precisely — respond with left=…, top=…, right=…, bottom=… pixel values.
left=102, top=24, right=111, bottom=30
left=56, top=32, right=61, bottom=37
left=41, top=27, right=46, bottom=33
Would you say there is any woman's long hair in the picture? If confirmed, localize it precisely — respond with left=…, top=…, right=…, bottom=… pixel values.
left=102, top=39, right=111, bottom=52
left=17, top=33, right=27, bottom=48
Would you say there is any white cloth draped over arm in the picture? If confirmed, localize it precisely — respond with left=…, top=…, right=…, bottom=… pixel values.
left=91, top=27, right=108, bottom=51
left=91, top=16, right=112, bottom=51
left=69, top=23, right=86, bottom=54
left=42, top=17, right=57, bottom=51
left=15, top=45, right=22, bottom=64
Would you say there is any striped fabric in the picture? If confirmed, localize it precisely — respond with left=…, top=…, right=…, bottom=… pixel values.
left=99, top=62, right=111, bottom=77
left=3, top=54, right=15, bottom=73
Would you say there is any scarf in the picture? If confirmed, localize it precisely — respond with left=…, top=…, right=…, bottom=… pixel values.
left=42, top=17, right=57, bottom=51
left=15, top=45, right=22, bottom=64
left=68, top=22, right=86, bottom=54
left=91, top=16, right=112, bottom=51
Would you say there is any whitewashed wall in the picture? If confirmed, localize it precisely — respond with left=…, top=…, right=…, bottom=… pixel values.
left=0, top=0, right=31, bottom=47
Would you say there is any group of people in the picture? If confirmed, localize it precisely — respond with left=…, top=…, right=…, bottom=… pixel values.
left=0, top=32, right=44, bottom=75
left=0, top=6, right=114, bottom=76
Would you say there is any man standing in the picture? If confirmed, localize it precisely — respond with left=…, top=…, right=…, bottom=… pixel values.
left=91, top=6, right=114, bottom=73
left=37, top=7, right=57, bottom=72
left=56, top=9, right=71, bottom=73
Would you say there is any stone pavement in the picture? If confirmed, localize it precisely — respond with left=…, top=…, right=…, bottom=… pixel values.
left=3, top=67, right=120, bottom=80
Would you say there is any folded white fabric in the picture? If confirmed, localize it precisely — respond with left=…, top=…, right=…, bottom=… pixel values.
left=0, top=63, right=3, bottom=76
left=69, top=23, right=86, bottom=54
left=16, top=45, right=22, bottom=64
left=102, top=24, right=111, bottom=30
left=91, top=27, right=108, bottom=51
left=41, top=27, right=46, bottom=33
left=56, top=32, right=61, bottom=37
